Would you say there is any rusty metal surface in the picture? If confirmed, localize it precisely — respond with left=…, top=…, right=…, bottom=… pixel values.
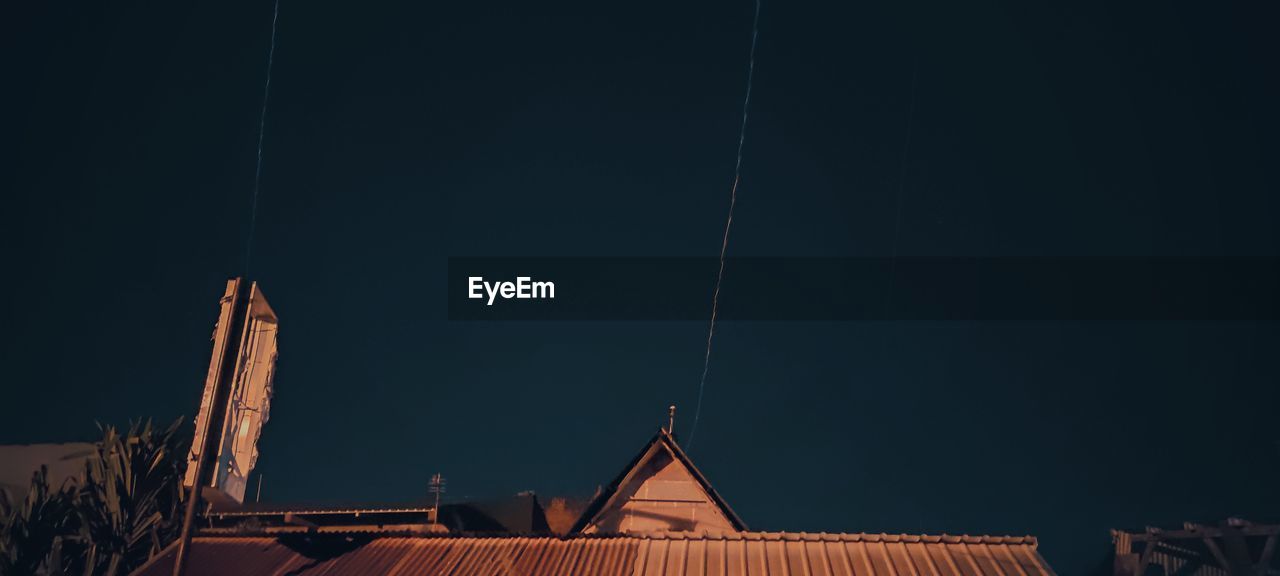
left=132, top=532, right=1054, bottom=576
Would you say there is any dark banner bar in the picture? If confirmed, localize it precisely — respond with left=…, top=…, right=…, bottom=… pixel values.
left=447, top=258, right=1280, bottom=321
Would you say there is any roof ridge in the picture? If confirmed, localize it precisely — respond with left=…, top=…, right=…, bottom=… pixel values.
left=192, top=528, right=1039, bottom=546
left=625, top=530, right=1038, bottom=545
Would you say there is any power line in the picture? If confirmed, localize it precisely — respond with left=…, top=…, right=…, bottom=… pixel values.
left=244, top=0, right=281, bottom=277
left=691, top=0, right=757, bottom=450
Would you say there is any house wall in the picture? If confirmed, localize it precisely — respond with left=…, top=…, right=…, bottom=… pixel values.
left=585, top=444, right=737, bottom=534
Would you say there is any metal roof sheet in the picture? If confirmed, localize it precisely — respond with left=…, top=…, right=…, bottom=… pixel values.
left=132, top=531, right=1055, bottom=576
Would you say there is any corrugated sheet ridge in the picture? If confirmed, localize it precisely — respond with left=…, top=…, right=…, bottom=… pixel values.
left=187, top=531, right=1037, bottom=547
left=134, top=532, right=1051, bottom=576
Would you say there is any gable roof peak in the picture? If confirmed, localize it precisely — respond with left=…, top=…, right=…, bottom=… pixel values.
left=570, top=427, right=746, bottom=534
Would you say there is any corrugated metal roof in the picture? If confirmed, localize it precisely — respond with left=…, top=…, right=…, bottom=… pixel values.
left=214, top=506, right=437, bottom=517
left=132, top=531, right=1055, bottom=576
left=207, top=494, right=550, bottom=533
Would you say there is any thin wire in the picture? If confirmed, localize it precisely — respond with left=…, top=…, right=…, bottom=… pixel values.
left=244, top=0, right=281, bottom=277
left=688, top=0, right=761, bottom=449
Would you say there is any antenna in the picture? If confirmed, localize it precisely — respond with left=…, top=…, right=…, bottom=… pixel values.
left=429, top=473, right=447, bottom=525
left=667, top=405, right=676, bottom=434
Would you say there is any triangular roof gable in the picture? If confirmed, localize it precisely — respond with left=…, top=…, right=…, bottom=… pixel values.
left=571, top=429, right=747, bottom=534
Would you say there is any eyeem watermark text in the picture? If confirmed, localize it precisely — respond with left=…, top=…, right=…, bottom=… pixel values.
left=468, top=276, right=555, bottom=306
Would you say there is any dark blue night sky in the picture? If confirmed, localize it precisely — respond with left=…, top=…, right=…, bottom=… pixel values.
left=4, top=1, right=1278, bottom=573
